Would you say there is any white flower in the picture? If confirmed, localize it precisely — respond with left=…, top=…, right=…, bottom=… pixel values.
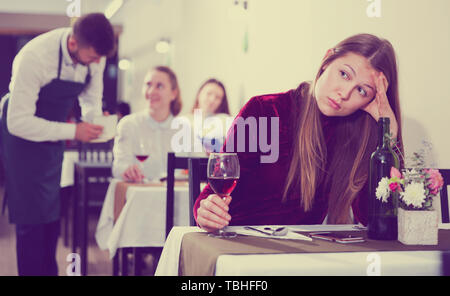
left=376, top=177, right=390, bottom=203
left=400, top=182, right=426, bottom=208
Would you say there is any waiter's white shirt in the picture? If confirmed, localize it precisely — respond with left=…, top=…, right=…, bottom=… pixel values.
left=112, top=110, right=176, bottom=181
left=2, top=27, right=105, bottom=142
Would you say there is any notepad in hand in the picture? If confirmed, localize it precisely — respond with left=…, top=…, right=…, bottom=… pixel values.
left=90, top=115, right=118, bottom=143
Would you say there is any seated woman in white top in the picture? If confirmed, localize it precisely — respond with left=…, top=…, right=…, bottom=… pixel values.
left=190, top=78, right=233, bottom=153
left=112, top=66, right=182, bottom=182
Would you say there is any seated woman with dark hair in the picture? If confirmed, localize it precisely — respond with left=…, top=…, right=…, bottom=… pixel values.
left=189, top=78, right=233, bottom=153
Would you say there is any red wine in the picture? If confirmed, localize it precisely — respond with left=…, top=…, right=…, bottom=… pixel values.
left=368, top=118, right=399, bottom=240
left=135, top=155, right=149, bottom=162
left=208, top=177, right=238, bottom=197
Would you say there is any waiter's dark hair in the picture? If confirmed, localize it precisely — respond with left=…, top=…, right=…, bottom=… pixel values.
left=73, top=13, right=115, bottom=57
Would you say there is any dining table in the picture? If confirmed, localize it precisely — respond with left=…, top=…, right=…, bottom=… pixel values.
left=155, top=224, right=450, bottom=276
left=95, top=179, right=193, bottom=259
left=61, top=149, right=114, bottom=187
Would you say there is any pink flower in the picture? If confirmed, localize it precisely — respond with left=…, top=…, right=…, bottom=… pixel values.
left=390, top=167, right=402, bottom=179
left=389, top=182, right=400, bottom=192
left=425, top=169, right=444, bottom=195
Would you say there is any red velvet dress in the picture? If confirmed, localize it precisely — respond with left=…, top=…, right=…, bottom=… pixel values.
left=193, top=87, right=368, bottom=226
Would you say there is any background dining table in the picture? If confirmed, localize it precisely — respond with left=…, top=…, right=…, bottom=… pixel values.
left=95, top=179, right=192, bottom=258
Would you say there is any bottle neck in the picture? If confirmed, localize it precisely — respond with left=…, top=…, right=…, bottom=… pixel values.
left=378, top=117, right=391, bottom=148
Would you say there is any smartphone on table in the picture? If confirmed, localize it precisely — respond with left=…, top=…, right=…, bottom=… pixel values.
left=309, top=232, right=365, bottom=244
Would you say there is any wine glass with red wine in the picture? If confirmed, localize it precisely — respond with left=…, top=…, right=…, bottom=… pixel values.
left=134, top=138, right=151, bottom=183
left=207, top=152, right=240, bottom=238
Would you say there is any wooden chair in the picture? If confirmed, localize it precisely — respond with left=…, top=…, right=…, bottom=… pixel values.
left=130, top=153, right=208, bottom=276
left=439, top=169, right=450, bottom=275
left=61, top=140, right=114, bottom=247
left=166, top=152, right=208, bottom=234
left=439, top=169, right=450, bottom=223
left=188, top=157, right=208, bottom=226
left=165, top=152, right=189, bottom=237
left=70, top=140, right=114, bottom=275
left=78, top=140, right=114, bottom=163
left=121, top=152, right=189, bottom=276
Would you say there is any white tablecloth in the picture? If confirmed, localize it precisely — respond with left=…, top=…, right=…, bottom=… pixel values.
left=155, top=226, right=204, bottom=276
left=214, top=251, right=442, bottom=276
left=95, top=179, right=191, bottom=258
left=155, top=224, right=450, bottom=276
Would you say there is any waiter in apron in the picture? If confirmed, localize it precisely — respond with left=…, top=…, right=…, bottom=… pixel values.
left=0, top=13, right=115, bottom=276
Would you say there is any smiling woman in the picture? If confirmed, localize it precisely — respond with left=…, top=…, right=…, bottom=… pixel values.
left=143, top=66, right=182, bottom=120
left=112, top=65, right=182, bottom=183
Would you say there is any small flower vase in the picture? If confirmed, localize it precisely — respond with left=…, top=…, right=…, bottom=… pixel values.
left=397, top=208, right=438, bottom=245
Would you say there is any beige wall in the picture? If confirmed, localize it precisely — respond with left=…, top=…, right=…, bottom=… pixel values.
left=115, top=0, right=450, bottom=167
left=115, top=0, right=183, bottom=112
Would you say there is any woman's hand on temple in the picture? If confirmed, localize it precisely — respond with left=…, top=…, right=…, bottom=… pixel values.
left=122, top=164, right=145, bottom=183
left=362, top=71, right=398, bottom=141
left=196, top=194, right=232, bottom=232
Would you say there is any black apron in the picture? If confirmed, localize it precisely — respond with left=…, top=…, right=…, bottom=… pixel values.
left=1, top=38, right=91, bottom=224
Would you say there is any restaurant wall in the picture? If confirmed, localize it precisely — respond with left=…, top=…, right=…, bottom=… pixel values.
left=114, top=0, right=183, bottom=113
left=116, top=0, right=450, bottom=168
left=0, top=0, right=112, bottom=16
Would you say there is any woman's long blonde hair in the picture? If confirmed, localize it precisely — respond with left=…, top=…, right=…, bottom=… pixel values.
left=283, top=34, right=403, bottom=224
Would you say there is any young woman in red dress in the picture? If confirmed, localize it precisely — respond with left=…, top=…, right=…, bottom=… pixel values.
left=194, top=33, right=403, bottom=232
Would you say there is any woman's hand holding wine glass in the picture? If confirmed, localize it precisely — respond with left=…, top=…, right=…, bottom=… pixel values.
left=197, top=153, right=239, bottom=237
left=197, top=194, right=232, bottom=233
left=122, top=164, right=145, bottom=183
left=123, top=138, right=151, bottom=183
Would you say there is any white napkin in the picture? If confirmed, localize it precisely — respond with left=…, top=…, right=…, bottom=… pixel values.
left=90, top=115, right=118, bottom=143
left=229, top=226, right=312, bottom=241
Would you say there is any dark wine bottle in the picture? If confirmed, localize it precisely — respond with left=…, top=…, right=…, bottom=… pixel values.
left=368, top=117, right=400, bottom=240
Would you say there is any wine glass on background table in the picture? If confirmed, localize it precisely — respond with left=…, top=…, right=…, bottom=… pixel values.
left=207, top=152, right=240, bottom=238
left=133, top=138, right=151, bottom=183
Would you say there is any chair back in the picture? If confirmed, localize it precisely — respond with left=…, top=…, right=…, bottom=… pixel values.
left=78, top=140, right=114, bottom=163
left=76, top=140, right=114, bottom=206
left=188, top=158, right=208, bottom=226
left=165, top=153, right=208, bottom=238
left=439, top=169, right=450, bottom=223
left=166, top=153, right=189, bottom=238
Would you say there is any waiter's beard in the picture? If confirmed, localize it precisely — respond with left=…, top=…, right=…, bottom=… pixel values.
left=69, top=49, right=87, bottom=66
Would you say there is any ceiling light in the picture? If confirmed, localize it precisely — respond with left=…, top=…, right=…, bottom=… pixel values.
left=155, top=39, right=171, bottom=54
left=118, top=59, right=131, bottom=71
left=105, top=0, right=123, bottom=19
